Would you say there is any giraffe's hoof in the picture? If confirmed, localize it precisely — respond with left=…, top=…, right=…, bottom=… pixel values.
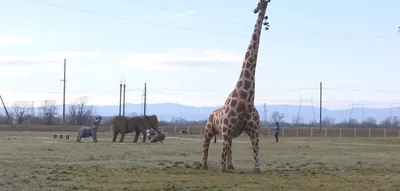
left=227, top=165, right=235, bottom=171
left=253, top=167, right=261, bottom=173
left=202, top=165, right=208, bottom=170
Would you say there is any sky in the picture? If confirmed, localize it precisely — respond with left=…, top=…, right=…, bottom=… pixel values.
left=0, top=0, right=399, bottom=109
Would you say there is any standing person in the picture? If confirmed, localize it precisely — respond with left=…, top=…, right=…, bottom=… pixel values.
left=274, top=122, right=280, bottom=142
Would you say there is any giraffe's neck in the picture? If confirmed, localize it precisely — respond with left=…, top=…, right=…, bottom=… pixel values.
left=232, top=6, right=267, bottom=103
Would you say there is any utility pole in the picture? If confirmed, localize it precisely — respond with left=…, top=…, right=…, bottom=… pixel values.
left=62, top=59, right=66, bottom=124
left=311, top=96, right=316, bottom=125
left=263, top=103, right=267, bottom=126
left=0, top=95, right=13, bottom=127
left=349, top=101, right=354, bottom=122
left=319, top=82, right=322, bottom=131
left=143, top=82, right=147, bottom=116
left=31, top=101, right=35, bottom=117
left=118, top=78, right=122, bottom=116
left=295, top=95, right=303, bottom=125
left=122, top=77, right=126, bottom=116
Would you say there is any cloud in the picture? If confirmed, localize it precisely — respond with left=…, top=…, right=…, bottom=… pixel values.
left=0, top=52, right=101, bottom=66
left=120, top=49, right=243, bottom=72
left=0, top=36, right=32, bottom=46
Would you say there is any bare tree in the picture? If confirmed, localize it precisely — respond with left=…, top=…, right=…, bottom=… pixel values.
left=362, top=117, right=378, bottom=128
left=68, top=97, right=94, bottom=125
left=13, top=101, right=32, bottom=124
left=270, top=111, right=285, bottom=123
left=39, top=100, right=58, bottom=125
left=322, top=116, right=335, bottom=127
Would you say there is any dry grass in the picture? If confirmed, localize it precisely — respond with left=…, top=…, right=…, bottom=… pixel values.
left=0, top=125, right=398, bottom=138
left=1, top=131, right=400, bottom=191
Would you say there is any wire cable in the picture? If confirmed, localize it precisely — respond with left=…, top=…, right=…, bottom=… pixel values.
left=21, top=0, right=399, bottom=40
left=124, top=0, right=245, bottom=25
left=22, top=0, right=246, bottom=37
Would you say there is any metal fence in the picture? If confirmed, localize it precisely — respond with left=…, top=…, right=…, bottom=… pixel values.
left=159, top=126, right=400, bottom=138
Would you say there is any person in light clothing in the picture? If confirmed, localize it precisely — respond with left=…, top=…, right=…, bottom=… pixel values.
left=274, top=122, right=280, bottom=142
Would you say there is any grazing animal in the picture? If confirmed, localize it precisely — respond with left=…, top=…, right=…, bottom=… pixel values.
left=111, top=115, right=160, bottom=143
left=76, top=116, right=102, bottom=143
left=146, top=128, right=157, bottom=141
left=150, top=133, right=165, bottom=143
left=201, top=0, right=271, bottom=173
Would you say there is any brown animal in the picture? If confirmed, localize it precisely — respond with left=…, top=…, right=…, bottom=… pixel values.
left=111, top=115, right=160, bottom=143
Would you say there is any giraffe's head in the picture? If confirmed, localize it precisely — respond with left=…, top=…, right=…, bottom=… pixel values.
left=253, top=0, right=270, bottom=14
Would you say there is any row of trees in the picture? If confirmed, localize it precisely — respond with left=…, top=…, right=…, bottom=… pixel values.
left=156, top=111, right=400, bottom=129
left=0, top=98, right=96, bottom=126
left=2, top=103, right=398, bottom=129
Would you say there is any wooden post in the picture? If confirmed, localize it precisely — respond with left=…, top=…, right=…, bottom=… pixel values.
left=53, top=134, right=57, bottom=139
left=339, top=128, right=342, bottom=138
left=161, top=126, right=164, bottom=133
left=296, top=128, right=299, bottom=137
left=354, top=128, right=356, bottom=137
left=384, top=128, right=386, bottom=137
left=174, top=126, right=176, bottom=134
left=368, top=128, right=371, bottom=137
left=310, top=128, right=313, bottom=137
left=268, top=128, right=270, bottom=136
left=282, top=127, right=285, bottom=137
left=324, top=128, right=327, bottom=137
left=65, top=134, right=70, bottom=140
left=187, top=126, right=190, bottom=134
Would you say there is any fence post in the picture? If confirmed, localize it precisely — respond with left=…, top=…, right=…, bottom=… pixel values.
left=354, top=128, right=356, bottom=137
left=325, top=128, right=327, bottom=137
left=187, top=126, right=190, bottom=134
left=200, top=126, right=202, bottom=135
left=368, top=128, right=371, bottom=137
left=268, top=127, right=270, bottom=136
left=310, top=128, right=313, bottom=137
left=161, top=126, right=164, bottom=133
left=296, top=128, right=299, bottom=137
left=339, top=128, right=342, bottom=138
left=384, top=128, right=386, bottom=137
left=174, top=126, right=176, bottom=134
left=282, top=127, right=285, bottom=137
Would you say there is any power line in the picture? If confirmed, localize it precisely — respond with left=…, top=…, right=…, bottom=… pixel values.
left=22, top=0, right=399, bottom=40
left=323, top=87, right=400, bottom=93
left=124, top=0, right=245, bottom=25
left=23, top=0, right=246, bottom=37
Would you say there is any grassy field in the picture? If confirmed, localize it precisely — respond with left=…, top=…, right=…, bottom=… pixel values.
left=0, top=125, right=397, bottom=138
left=1, top=131, right=400, bottom=191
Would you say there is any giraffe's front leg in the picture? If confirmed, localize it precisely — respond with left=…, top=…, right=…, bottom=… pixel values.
left=219, top=124, right=232, bottom=173
left=246, top=126, right=261, bottom=173
left=226, top=138, right=235, bottom=171
left=202, top=123, right=214, bottom=170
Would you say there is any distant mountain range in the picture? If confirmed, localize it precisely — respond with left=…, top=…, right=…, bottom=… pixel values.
left=16, top=103, right=400, bottom=123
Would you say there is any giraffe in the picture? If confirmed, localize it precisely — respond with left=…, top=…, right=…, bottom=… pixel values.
left=201, top=0, right=271, bottom=173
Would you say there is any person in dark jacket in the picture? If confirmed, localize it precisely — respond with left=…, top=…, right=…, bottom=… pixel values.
left=274, top=122, right=280, bottom=142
